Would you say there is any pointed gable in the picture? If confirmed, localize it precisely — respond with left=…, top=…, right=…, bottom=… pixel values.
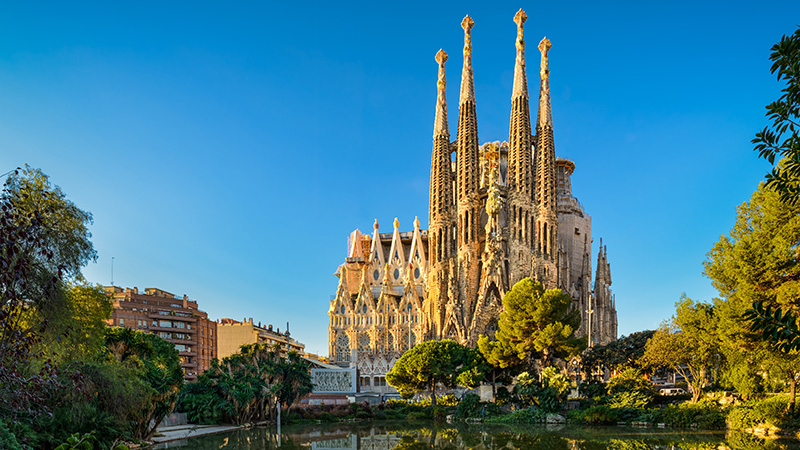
left=387, top=217, right=407, bottom=283
left=408, top=216, right=428, bottom=284
left=369, top=219, right=386, bottom=285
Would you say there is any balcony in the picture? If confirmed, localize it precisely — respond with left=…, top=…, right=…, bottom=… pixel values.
left=147, top=312, right=197, bottom=322
left=149, top=324, right=196, bottom=334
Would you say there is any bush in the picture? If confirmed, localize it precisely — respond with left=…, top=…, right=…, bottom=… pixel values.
left=574, top=405, right=618, bottom=425
left=654, top=401, right=726, bottom=429
left=579, top=379, right=607, bottom=399
left=454, top=394, right=499, bottom=419
left=488, top=407, right=547, bottom=424
left=432, top=406, right=449, bottom=422
left=495, top=386, right=512, bottom=405
left=455, top=394, right=481, bottom=419
left=606, top=369, right=654, bottom=408
left=438, top=394, right=459, bottom=407
left=727, top=395, right=799, bottom=431
left=0, top=421, right=23, bottom=450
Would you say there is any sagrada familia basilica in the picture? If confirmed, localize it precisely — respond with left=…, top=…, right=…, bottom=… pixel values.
left=328, top=10, right=617, bottom=379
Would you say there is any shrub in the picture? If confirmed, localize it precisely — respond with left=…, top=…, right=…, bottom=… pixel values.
left=438, top=394, right=459, bottom=407
left=0, top=421, right=23, bottom=450
left=654, top=401, right=726, bottom=429
left=432, top=406, right=449, bottom=422
left=575, top=405, right=618, bottom=425
left=579, top=379, right=607, bottom=399
left=495, top=386, right=512, bottom=405
left=727, top=395, right=799, bottom=430
left=606, top=369, right=654, bottom=408
left=489, top=407, right=547, bottom=424
left=455, top=394, right=482, bottom=419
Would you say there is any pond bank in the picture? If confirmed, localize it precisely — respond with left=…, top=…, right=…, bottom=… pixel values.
left=151, top=424, right=242, bottom=444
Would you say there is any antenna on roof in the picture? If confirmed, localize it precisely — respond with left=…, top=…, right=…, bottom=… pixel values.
left=111, top=256, right=115, bottom=286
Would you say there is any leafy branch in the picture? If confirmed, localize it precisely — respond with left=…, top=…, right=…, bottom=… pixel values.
left=743, top=301, right=800, bottom=352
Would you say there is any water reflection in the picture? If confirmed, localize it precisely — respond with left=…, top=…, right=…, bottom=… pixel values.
left=153, top=423, right=800, bottom=450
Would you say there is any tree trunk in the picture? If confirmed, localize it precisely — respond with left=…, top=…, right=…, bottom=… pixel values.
left=790, top=378, right=796, bottom=413
left=491, top=371, right=497, bottom=403
left=431, top=380, right=437, bottom=407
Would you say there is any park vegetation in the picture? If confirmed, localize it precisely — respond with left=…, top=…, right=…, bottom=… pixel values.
left=0, top=166, right=190, bottom=449
left=4, top=23, right=800, bottom=448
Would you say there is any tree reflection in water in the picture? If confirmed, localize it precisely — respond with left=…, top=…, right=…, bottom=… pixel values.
left=153, top=423, right=800, bottom=450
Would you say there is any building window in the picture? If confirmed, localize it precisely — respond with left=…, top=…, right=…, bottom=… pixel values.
left=119, top=318, right=124, bottom=326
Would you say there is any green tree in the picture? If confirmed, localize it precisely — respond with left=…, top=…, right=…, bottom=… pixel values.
left=385, top=339, right=480, bottom=406
left=476, top=334, right=518, bottom=401
left=104, top=327, right=184, bottom=439
left=487, top=278, right=582, bottom=370
left=0, top=166, right=97, bottom=426
left=641, top=297, right=719, bottom=403
left=705, top=186, right=800, bottom=410
left=605, top=368, right=654, bottom=408
left=581, top=330, right=655, bottom=379
left=753, top=26, right=800, bottom=205
left=178, top=343, right=312, bottom=425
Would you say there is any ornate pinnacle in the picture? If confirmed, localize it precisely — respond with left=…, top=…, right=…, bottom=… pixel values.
left=514, top=9, right=527, bottom=51
left=393, top=217, right=399, bottom=229
left=539, top=37, right=551, bottom=81
left=414, top=216, right=420, bottom=229
left=434, top=49, right=449, bottom=137
left=435, top=49, right=448, bottom=91
left=374, top=218, right=379, bottom=229
left=511, top=9, right=528, bottom=98
left=459, top=15, right=476, bottom=104
left=461, top=15, right=474, bottom=57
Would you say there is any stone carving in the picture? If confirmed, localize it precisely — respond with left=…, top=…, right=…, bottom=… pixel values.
left=311, top=368, right=355, bottom=393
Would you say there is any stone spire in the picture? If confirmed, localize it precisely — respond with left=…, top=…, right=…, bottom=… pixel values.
left=456, top=15, right=480, bottom=244
left=429, top=49, right=453, bottom=267
left=595, top=238, right=606, bottom=284
left=535, top=36, right=558, bottom=260
left=433, top=49, right=449, bottom=138
left=507, top=9, right=533, bottom=198
left=536, top=37, right=553, bottom=129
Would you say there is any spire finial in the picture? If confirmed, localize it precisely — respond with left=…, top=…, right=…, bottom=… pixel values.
left=414, top=216, right=420, bottom=229
left=374, top=218, right=379, bottom=230
left=539, top=37, right=551, bottom=81
left=459, top=15, right=476, bottom=104
left=433, top=49, right=449, bottom=137
left=435, top=49, right=448, bottom=90
left=393, top=217, right=399, bottom=229
left=511, top=9, right=528, bottom=98
left=462, top=15, right=474, bottom=56
left=514, top=9, right=527, bottom=51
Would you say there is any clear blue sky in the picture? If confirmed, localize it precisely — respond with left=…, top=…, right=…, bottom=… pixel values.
left=1, top=1, right=797, bottom=355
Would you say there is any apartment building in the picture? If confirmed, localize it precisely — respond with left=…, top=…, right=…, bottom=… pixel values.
left=217, top=317, right=305, bottom=359
left=105, top=286, right=217, bottom=382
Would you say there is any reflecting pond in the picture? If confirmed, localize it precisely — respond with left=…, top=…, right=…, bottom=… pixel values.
left=153, top=422, right=800, bottom=450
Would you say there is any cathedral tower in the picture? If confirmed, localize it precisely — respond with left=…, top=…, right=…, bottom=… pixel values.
left=506, top=9, right=535, bottom=286
left=427, top=49, right=454, bottom=338
left=535, top=38, right=558, bottom=260
left=455, top=15, right=482, bottom=329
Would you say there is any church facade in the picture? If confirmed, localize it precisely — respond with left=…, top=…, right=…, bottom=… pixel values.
left=328, top=11, right=617, bottom=382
